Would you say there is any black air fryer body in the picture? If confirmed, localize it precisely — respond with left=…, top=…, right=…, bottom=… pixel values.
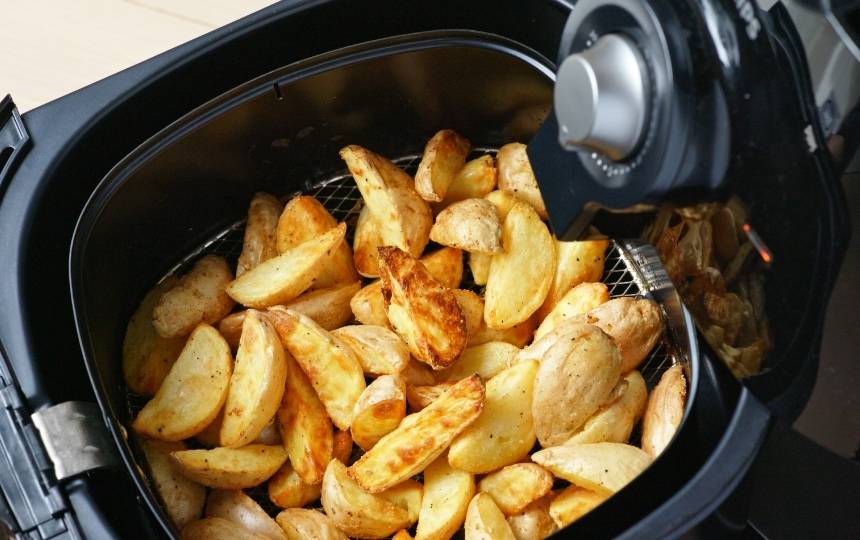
left=0, top=0, right=854, bottom=538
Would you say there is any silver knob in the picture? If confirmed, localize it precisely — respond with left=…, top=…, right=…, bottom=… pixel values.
left=555, top=34, right=649, bottom=162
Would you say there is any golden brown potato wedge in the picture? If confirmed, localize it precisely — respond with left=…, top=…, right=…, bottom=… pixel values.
left=405, top=382, right=454, bottom=412
left=354, top=204, right=384, bottom=277
left=205, top=490, right=286, bottom=540
left=416, top=455, right=475, bottom=540
left=453, top=289, right=485, bottom=339
left=172, top=445, right=287, bottom=490
left=496, top=142, right=547, bottom=219
left=421, top=246, right=465, bottom=288
left=484, top=189, right=518, bottom=222
left=350, top=280, right=390, bottom=327
left=531, top=322, right=622, bottom=446
left=275, top=195, right=358, bottom=289
left=585, top=297, right=663, bottom=372
left=348, top=375, right=484, bottom=493
left=641, top=363, right=686, bottom=457
left=565, top=370, right=648, bottom=445
left=536, top=237, right=609, bottom=321
left=220, top=310, right=287, bottom=448
left=469, top=253, right=492, bottom=286
left=393, top=530, right=414, bottom=540
left=181, top=517, right=267, bottom=540
left=379, top=479, right=423, bottom=525
left=478, top=463, right=554, bottom=515
left=197, top=413, right=282, bottom=448
left=506, top=493, right=558, bottom=540
left=532, top=443, right=652, bottom=495
left=267, top=307, right=365, bottom=430
left=133, top=324, right=232, bottom=440
left=415, top=130, right=472, bottom=202
left=141, top=440, right=205, bottom=530
left=267, top=464, right=322, bottom=509
left=534, top=282, right=609, bottom=341
left=430, top=199, right=503, bottom=254
left=332, top=325, right=409, bottom=376
left=321, top=459, right=411, bottom=538
left=351, top=375, right=407, bottom=451
left=237, top=193, right=283, bottom=278
left=333, top=430, right=354, bottom=463
left=436, top=341, right=519, bottom=382
left=548, top=485, right=608, bottom=528
left=435, top=155, right=497, bottom=210
left=469, top=316, right=536, bottom=348
left=484, top=201, right=555, bottom=329
left=283, top=281, right=361, bottom=330
left=153, top=255, right=235, bottom=338
left=402, top=359, right=436, bottom=386
left=449, top=361, right=538, bottom=473
left=276, top=509, right=347, bottom=540
left=123, top=276, right=186, bottom=396
left=464, top=493, right=517, bottom=540
left=379, top=246, right=467, bottom=370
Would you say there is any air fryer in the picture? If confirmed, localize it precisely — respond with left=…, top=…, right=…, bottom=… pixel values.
left=0, top=0, right=856, bottom=539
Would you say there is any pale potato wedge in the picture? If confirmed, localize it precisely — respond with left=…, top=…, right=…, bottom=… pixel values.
left=237, top=193, right=283, bottom=277
left=421, top=247, right=464, bottom=288
left=341, top=145, right=432, bottom=258
left=348, top=375, right=484, bottom=493
left=141, top=440, right=205, bottom=530
left=449, top=361, right=538, bottom=474
left=536, top=237, right=609, bottom=321
left=181, top=517, right=267, bottom=540
left=430, top=199, right=503, bottom=254
left=436, top=341, right=519, bottom=382
left=226, top=224, right=346, bottom=308
left=469, top=253, right=492, bottom=286
left=405, top=382, right=454, bottom=412
left=534, top=282, right=609, bottom=341
left=464, top=493, right=516, bottom=540
left=531, top=443, right=652, bottom=495
left=453, top=289, right=485, bottom=339
left=496, top=142, right=547, bottom=219
left=153, top=255, right=235, bottom=338
left=268, top=463, right=321, bottom=509
left=469, top=316, right=536, bottom=348
left=379, top=479, right=423, bottom=524
left=220, top=310, right=287, bottom=448
left=435, top=155, right=497, bottom=210
left=321, top=459, right=411, bottom=538
left=379, top=246, right=467, bottom=370
left=532, top=322, right=622, bottom=446
left=484, top=201, right=555, bottom=329
left=197, top=414, right=281, bottom=448
left=506, top=494, right=558, bottom=540
left=484, top=189, right=518, bottom=222
left=276, top=348, right=333, bottom=484
left=565, top=370, right=648, bottom=445
left=415, top=129, right=472, bottom=202
left=275, top=195, right=358, bottom=289
left=350, top=280, right=390, bottom=327
left=416, top=455, right=475, bottom=540
left=354, top=204, right=384, bottom=277
left=393, top=530, right=414, bottom=540
left=641, top=363, right=686, bottom=457
left=332, top=325, right=409, bottom=376
left=254, top=420, right=282, bottom=445
left=275, top=508, right=347, bottom=540
left=585, top=297, right=663, bottom=372
left=123, top=276, right=185, bottom=396
left=548, top=485, right=608, bottom=528
left=172, top=445, right=287, bottom=489
left=402, top=359, right=436, bottom=386
left=267, top=308, right=365, bottom=430
left=351, top=375, right=407, bottom=451
left=478, top=463, right=554, bottom=515
left=133, top=324, right=232, bottom=440
left=333, top=430, right=354, bottom=463
left=205, top=490, right=286, bottom=540
left=216, top=312, right=246, bottom=350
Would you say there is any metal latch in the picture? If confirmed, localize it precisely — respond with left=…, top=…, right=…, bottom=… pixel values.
left=31, top=402, right=117, bottom=480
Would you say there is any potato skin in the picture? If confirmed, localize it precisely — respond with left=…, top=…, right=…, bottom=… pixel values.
left=565, top=370, right=648, bottom=445
left=237, top=193, right=282, bottom=277
left=641, top=363, right=686, bottom=457
left=415, top=129, right=472, bottom=202
left=153, top=255, right=235, bottom=338
left=353, top=204, right=384, bottom=277
left=534, top=282, right=609, bottom=341
left=430, top=198, right=503, bottom=254
left=585, top=297, right=663, bottom=372
left=204, top=490, right=286, bottom=540
left=496, top=143, right=547, bottom=219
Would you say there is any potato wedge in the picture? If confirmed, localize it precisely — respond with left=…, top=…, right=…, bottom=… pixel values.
left=585, top=297, right=663, bottom=372
left=436, top=342, right=519, bottom=382
left=464, top=493, right=516, bottom=540
left=430, top=199, right=502, bottom=254
left=469, top=253, right=492, bottom=286
left=332, top=325, right=409, bottom=376
left=565, top=370, right=648, bottom=445
left=548, top=485, right=608, bottom=528
left=153, top=255, right=235, bottom=338
left=267, top=308, right=365, bottom=430
left=141, top=440, right=205, bottom=529
left=435, top=155, right=497, bottom=210
left=172, top=445, right=287, bottom=489
left=237, top=193, right=283, bottom=277
left=421, top=247, right=464, bottom=288
left=181, top=517, right=267, bottom=540
left=354, top=204, right=384, bottom=277
left=268, top=464, right=322, bottom=509
left=405, top=382, right=454, bottom=412
left=416, top=455, right=475, bottom=540
left=341, top=145, right=432, bottom=258
left=333, top=430, right=354, bottom=463
left=393, top=530, right=414, bottom=540
left=275, top=195, right=358, bottom=288
left=415, top=129, right=472, bottom=202
left=275, top=509, right=347, bottom=540
left=379, top=246, right=467, bottom=369
left=205, top=490, right=286, bottom=540
left=496, top=142, right=547, bottom=219
left=379, top=479, right=423, bottom=524
left=469, top=316, right=536, bottom=348
left=534, top=282, right=609, bottom=341
left=536, top=237, right=609, bottom=320
left=276, top=348, right=333, bottom=484
left=641, top=363, right=686, bottom=457
left=402, top=359, right=436, bottom=386
left=350, top=280, right=390, bottom=327
left=133, top=324, right=232, bottom=440
left=484, top=189, right=518, bottom=222
left=532, top=443, right=652, bottom=495
left=123, top=276, right=186, bottom=396
left=220, top=310, right=287, bottom=448
left=351, top=375, right=407, bottom=450
left=449, top=361, right=538, bottom=473
left=478, top=464, right=553, bottom=515
left=531, top=322, right=622, bottom=446
left=197, top=414, right=281, bottom=448
left=321, top=459, right=411, bottom=538
left=484, top=201, right=554, bottom=329
left=283, top=281, right=361, bottom=330
left=453, top=289, right=485, bottom=338
left=348, top=375, right=484, bottom=493
left=226, top=223, right=346, bottom=308
left=506, top=494, right=558, bottom=540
